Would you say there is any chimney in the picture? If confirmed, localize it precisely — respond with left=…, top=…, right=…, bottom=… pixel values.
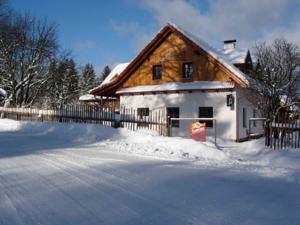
left=223, top=40, right=236, bottom=50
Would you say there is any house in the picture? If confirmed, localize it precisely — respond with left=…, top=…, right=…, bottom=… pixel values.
left=91, top=23, right=263, bottom=141
left=79, top=63, right=130, bottom=109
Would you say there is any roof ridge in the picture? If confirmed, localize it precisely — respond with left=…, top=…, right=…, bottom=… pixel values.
left=167, top=22, right=249, bottom=85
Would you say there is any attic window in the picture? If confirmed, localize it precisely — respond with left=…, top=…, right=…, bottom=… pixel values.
left=182, top=62, right=193, bottom=79
left=152, top=65, right=162, bottom=80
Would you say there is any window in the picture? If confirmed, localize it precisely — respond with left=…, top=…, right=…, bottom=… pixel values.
left=137, top=108, right=149, bottom=119
left=152, top=65, right=162, bottom=80
left=253, top=109, right=256, bottom=127
left=182, top=62, right=193, bottom=79
left=199, top=107, right=213, bottom=128
left=243, top=108, right=247, bottom=128
left=167, top=107, right=180, bottom=128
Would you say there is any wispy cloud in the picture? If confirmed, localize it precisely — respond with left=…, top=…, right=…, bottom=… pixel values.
left=120, top=0, right=300, bottom=50
left=146, top=0, right=300, bottom=47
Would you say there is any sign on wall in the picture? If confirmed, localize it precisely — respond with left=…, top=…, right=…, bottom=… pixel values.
left=190, top=122, right=206, bottom=142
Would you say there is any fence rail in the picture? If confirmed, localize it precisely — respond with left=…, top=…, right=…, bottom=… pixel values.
left=120, top=107, right=168, bottom=136
left=0, top=106, right=168, bottom=136
left=265, top=111, right=300, bottom=149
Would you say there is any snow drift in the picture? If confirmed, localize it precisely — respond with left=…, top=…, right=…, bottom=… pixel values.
left=0, top=119, right=227, bottom=161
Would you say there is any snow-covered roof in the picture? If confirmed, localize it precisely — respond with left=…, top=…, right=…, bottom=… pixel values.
left=89, top=63, right=129, bottom=94
left=101, top=63, right=130, bottom=86
left=0, top=88, right=7, bottom=98
left=217, top=48, right=248, bottom=64
left=79, top=94, right=116, bottom=101
left=79, top=94, right=101, bottom=101
left=116, top=81, right=234, bottom=94
left=169, top=23, right=249, bottom=85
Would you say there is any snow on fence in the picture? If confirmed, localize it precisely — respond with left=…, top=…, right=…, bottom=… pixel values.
left=0, top=105, right=116, bottom=126
left=265, top=112, right=300, bottom=149
left=120, top=107, right=168, bottom=136
left=0, top=106, right=169, bottom=136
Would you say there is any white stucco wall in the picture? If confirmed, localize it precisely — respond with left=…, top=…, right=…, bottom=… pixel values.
left=120, top=90, right=237, bottom=140
left=236, top=86, right=264, bottom=140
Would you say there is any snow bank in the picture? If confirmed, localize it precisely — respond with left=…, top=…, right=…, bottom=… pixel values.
left=0, top=119, right=227, bottom=161
left=227, top=139, right=300, bottom=169
left=103, top=128, right=228, bottom=161
left=2, top=119, right=299, bottom=171
left=0, top=119, right=23, bottom=132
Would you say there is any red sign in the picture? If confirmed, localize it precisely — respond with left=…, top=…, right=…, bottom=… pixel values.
left=190, top=122, right=206, bottom=142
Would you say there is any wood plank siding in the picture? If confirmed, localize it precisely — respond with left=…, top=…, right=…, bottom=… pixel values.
left=122, top=33, right=233, bottom=88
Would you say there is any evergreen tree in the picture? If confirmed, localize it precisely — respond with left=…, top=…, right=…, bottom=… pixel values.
left=101, top=65, right=111, bottom=81
left=80, top=64, right=96, bottom=95
left=45, top=59, right=79, bottom=108
left=43, top=61, right=59, bottom=108
left=62, top=59, right=79, bottom=106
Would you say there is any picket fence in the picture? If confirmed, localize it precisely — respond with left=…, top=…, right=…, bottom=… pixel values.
left=265, top=111, right=300, bottom=149
left=0, top=106, right=169, bottom=136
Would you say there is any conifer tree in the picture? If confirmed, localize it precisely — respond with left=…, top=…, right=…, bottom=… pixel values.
left=80, top=64, right=96, bottom=95
left=101, top=65, right=111, bottom=81
left=45, top=59, right=79, bottom=108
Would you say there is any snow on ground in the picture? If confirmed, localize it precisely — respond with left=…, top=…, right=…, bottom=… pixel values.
left=0, top=119, right=300, bottom=225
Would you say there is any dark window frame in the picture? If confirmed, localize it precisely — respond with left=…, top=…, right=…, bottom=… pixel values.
left=198, top=107, right=214, bottom=128
left=137, top=108, right=149, bottom=119
left=167, top=107, right=180, bottom=128
left=182, top=62, right=193, bottom=79
left=152, top=64, right=162, bottom=80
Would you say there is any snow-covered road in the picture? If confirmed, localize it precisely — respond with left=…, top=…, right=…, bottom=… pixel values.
left=0, top=119, right=300, bottom=225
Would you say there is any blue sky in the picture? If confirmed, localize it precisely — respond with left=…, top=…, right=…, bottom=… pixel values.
left=10, top=0, right=300, bottom=75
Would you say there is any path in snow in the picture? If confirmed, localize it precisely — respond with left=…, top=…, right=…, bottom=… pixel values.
left=0, top=120, right=300, bottom=225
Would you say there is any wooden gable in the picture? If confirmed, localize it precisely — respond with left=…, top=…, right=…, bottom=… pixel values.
left=91, top=24, right=248, bottom=96
left=122, top=32, right=234, bottom=88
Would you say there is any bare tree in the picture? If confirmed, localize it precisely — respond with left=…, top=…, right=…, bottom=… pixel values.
left=0, top=13, right=58, bottom=107
left=248, top=38, right=300, bottom=119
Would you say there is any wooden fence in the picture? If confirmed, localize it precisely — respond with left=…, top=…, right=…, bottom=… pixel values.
left=0, top=105, right=168, bottom=136
left=265, top=111, right=300, bottom=149
left=120, top=107, right=168, bottom=136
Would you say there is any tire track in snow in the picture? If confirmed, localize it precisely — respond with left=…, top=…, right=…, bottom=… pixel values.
left=0, top=159, right=46, bottom=225
left=0, top=184, right=24, bottom=225
left=35, top=154, right=155, bottom=225
left=37, top=152, right=200, bottom=225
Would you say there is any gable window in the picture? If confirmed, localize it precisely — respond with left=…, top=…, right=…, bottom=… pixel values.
left=182, top=62, right=193, bottom=79
left=199, top=107, right=213, bottom=128
left=137, top=108, right=149, bottom=119
left=167, top=107, right=180, bottom=128
left=243, top=108, right=247, bottom=128
left=152, top=65, right=162, bottom=80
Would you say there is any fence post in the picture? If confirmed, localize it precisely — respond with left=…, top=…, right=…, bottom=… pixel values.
left=167, top=116, right=171, bottom=137
left=248, top=119, right=251, bottom=141
left=265, top=120, right=270, bottom=147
